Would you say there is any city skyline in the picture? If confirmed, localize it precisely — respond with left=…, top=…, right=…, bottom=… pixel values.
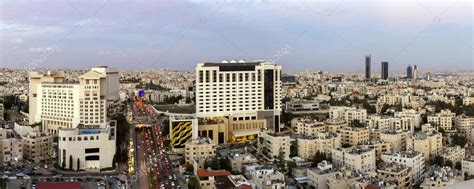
left=1, top=0, right=472, bottom=72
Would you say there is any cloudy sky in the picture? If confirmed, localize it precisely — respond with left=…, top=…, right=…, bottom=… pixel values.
left=0, top=0, right=472, bottom=72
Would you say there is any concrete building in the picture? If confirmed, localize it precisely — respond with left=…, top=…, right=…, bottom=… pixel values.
left=329, top=106, right=367, bottom=125
left=185, top=137, right=216, bottom=167
left=228, top=152, right=259, bottom=173
left=428, top=110, right=455, bottom=131
left=248, top=167, right=285, bottom=189
left=195, top=61, right=282, bottom=132
left=339, top=127, right=369, bottom=146
left=331, top=147, right=376, bottom=173
left=196, top=168, right=232, bottom=189
left=454, top=115, right=474, bottom=136
left=462, top=156, right=474, bottom=176
left=420, top=166, right=463, bottom=189
left=360, top=140, right=392, bottom=160
left=58, top=121, right=116, bottom=171
left=0, top=128, right=23, bottom=165
left=0, top=103, right=4, bottom=121
left=29, top=67, right=119, bottom=135
left=307, top=161, right=337, bottom=189
left=381, top=61, right=389, bottom=80
left=407, top=131, right=442, bottom=160
left=297, top=132, right=341, bottom=159
left=365, top=55, right=371, bottom=81
left=258, top=129, right=290, bottom=160
left=379, top=129, right=410, bottom=152
left=377, top=162, right=412, bottom=188
left=22, top=131, right=53, bottom=163
left=440, top=146, right=465, bottom=164
left=381, top=151, right=425, bottom=184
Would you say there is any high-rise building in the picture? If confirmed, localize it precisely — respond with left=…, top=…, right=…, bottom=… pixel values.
left=28, top=67, right=119, bottom=135
left=195, top=60, right=282, bottom=132
left=365, top=55, right=371, bottom=81
left=381, top=61, right=389, bottom=80
left=413, top=65, right=418, bottom=80
left=407, top=65, right=413, bottom=79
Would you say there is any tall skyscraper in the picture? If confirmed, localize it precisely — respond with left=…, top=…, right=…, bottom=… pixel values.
left=381, top=61, right=389, bottom=80
left=195, top=60, right=282, bottom=132
left=365, top=55, right=371, bottom=81
left=413, top=65, right=418, bottom=80
left=407, top=65, right=413, bottom=80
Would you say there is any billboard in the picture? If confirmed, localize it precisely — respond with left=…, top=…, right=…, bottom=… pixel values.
left=138, top=89, right=145, bottom=97
left=169, top=120, right=193, bottom=148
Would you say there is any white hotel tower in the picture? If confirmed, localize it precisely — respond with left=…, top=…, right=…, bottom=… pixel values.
left=28, top=67, right=119, bottom=135
left=195, top=60, right=282, bottom=132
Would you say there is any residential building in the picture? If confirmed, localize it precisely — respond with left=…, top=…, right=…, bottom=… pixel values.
left=407, top=131, right=442, bottom=160
left=248, top=167, right=285, bottom=189
left=329, top=106, right=367, bottom=125
left=360, top=140, right=391, bottom=160
left=380, top=129, right=410, bottom=152
left=196, top=168, right=231, bottom=189
left=0, top=128, right=23, bottom=165
left=462, top=156, right=474, bottom=176
left=332, top=147, right=376, bottom=173
left=339, top=127, right=369, bottom=146
left=22, top=131, right=53, bottom=163
left=185, top=137, right=216, bottom=166
left=377, top=162, right=412, bottom=188
left=381, top=151, right=425, bottom=184
left=420, top=166, right=463, bottom=189
left=428, top=110, right=455, bottom=131
left=307, top=161, right=337, bottom=189
left=440, top=146, right=465, bottom=164
left=228, top=152, right=259, bottom=173
left=258, top=129, right=290, bottom=160
left=297, top=132, right=341, bottom=159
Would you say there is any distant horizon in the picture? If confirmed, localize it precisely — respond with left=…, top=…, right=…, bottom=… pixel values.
left=1, top=0, right=472, bottom=72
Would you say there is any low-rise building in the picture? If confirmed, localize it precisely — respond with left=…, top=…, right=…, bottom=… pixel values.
left=454, top=115, right=474, bottom=136
left=248, top=167, right=286, bottom=189
left=196, top=168, right=231, bottom=189
left=339, top=127, right=369, bottom=146
left=462, top=156, right=474, bottom=176
left=360, top=140, right=391, bottom=160
left=428, top=110, right=455, bottom=131
left=381, top=151, right=425, bottom=184
left=22, top=131, right=53, bottom=163
left=258, top=129, right=290, bottom=160
left=377, top=162, right=412, bottom=188
left=227, top=152, right=258, bottom=173
left=307, top=161, right=337, bottom=189
left=420, top=166, right=463, bottom=189
left=332, top=146, right=376, bottom=173
left=407, top=131, right=443, bottom=160
left=297, top=132, right=341, bottom=159
left=0, top=128, right=23, bottom=165
left=380, top=129, right=410, bottom=152
left=440, top=146, right=465, bottom=164
left=185, top=137, right=216, bottom=166
left=58, top=121, right=116, bottom=171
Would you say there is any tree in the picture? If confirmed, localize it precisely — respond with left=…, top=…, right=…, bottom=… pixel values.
left=219, top=158, right=232, bottom=172
left=69, top=155, right=73, bottom=170
left=352, top=120, right=365, bottom=128
left=187, top=177, right=201, bottom=189
left=362, top=101, right=376, bottom=114
left=445, top=160, right=453, bottom=167
left=455, top=161, right=462, bottom=170
left=287, top=161, right=297, bottom=176
left=432, top=155, right=444, bottom=166
left=77, top=158, right=80, bottom=171
left=185, top=164, right=194, bottom=174
left=62, top=159, right=66, bottom=169
left=311, top=152, right=328, bottom=166
left=451, top=135, right=467, bottom=147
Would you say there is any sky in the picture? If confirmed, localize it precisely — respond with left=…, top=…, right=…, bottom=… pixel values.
left=0, top=0, right=472, bottom=72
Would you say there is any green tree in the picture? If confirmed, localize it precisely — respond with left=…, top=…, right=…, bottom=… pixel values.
left=451, top=135, right=467, bottom=147
left=187, top=177, right=201, bottom=189
left=311, top=152, right=328, bottom=166
left=62, top=159, right=66, bottom=169
left=185, top=164, right=194, bottom=174
left=445, top=160, right=453, bottom=167
left=77, top=158, right=80, bottom=171
left=219, top=158, right=232, bottom=172
left=69, top=155, right=73, bottom=170
left=455, top=161, right=462, bottom=170
left=0, top=178, right=6, bottom=189
left=432, top=155, right=444, bottom=166
left=287, top=161, right=297, bottom=175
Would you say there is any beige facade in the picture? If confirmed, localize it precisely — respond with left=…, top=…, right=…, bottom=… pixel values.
left=440, top=146, right=465, bottom=164
left=427, top=110, right=455, bottom=131
left=258, top=130, right=290, bottom=160
left=420, top=166, right=463, bottom=189
left=462, top=157, right=474, bottom=176
left=332, top=147, right=376, bottom=173
left=0, top=128, right=23, bottom=165
left=185, top=137, right=216, bottom=166
left=454, top=115, right=474, bottom=136
left=381, top=151, right=425, bottom=184
left=360, top=141, right=391, bottom=160
left=377, top=163, right=412, bottom=188
left=307, top=166, right=337, bottom=189
left=297, top=132, right=341, bottom=159
left=339, top=127, right=369, bottom=146
left=22, top=131, right=53, bottom=163
left=380, top=129, right=410, bottom=152
left=407, top=131, right=442, bottom=160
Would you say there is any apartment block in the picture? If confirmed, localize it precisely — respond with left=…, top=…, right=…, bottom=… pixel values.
left=0, top=128, right=23, bottom=165
left=339, top=127, right=369, bottom=146
left=258, top=129, right=290, bottom=160
left=331, top=147, right=376, bottom=173
left=297, top=132, right=341, bottom=159
left=380, top=129, right=410, bottom=152
left=440, top=146, right=465, bottom=164
left=185, top=137, right=216, bottom=166
left=427, top=110, right=455, bottom=131
left=407, top=131, right=442, bottom=160
left=377, top=162, right=412, bottom=188
left=381, top=151, right=425, bottom=184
